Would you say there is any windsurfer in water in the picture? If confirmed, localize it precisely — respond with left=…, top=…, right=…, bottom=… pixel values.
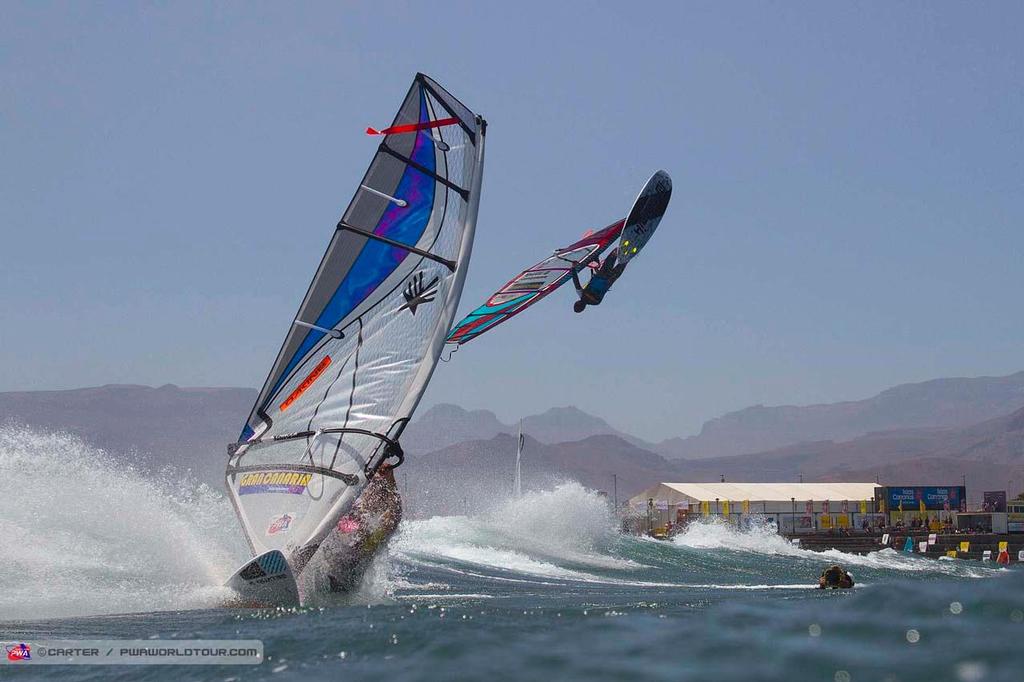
left=321, top=459, right=403, bottom=593
left=818, top=564, right=855, bottom=589
left=290, top=457, right=403, bottom=596
left=571, top=250, right=627, bottom=313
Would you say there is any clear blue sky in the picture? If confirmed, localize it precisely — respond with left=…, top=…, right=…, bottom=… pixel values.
left=2, top=2, right=1022, bottom=440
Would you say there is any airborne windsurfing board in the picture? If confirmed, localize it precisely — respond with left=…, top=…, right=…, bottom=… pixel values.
left=224, top=549, right=300, bottom=607
left=616, top=170, right=672, bottom=266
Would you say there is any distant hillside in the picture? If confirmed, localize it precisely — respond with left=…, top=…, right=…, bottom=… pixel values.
left=656, top=371, right=1024, bottom=459
left=0, top=384, right=255, bottom=487
left=403, top=403, right=652, bottom=453
left=400, top=403, right=509, bottom=453
left=403, top=404, right=1024, bottom=514
left=672, top=406, right=1024, bottom=499
left=402, top=433, right=679, bottom=516
left=5, top=372, right=1023, bottom=509
left=522, top=406, right=653, bottom=449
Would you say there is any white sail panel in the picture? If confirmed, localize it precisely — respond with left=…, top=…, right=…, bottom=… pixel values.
left=226, top=74, right=485, bottom=561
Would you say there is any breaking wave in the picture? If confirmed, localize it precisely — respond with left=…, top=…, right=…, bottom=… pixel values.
left=0, top=425, right=246, bottom=620
left=392, top=482, right=635, bottom=586
left=0, top=425, right=1007, bottom=621
left=391, top=488, right=1005, bottom=593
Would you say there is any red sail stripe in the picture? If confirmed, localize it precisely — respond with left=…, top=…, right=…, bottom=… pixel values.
left=366, top=117, right=460, bottom=136
left=279, top=355, right=332, bottom=412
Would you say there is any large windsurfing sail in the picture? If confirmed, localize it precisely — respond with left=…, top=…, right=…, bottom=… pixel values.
left=445, top=220, right=623, bottom=345
left=226, top=73, right=486, bottom=563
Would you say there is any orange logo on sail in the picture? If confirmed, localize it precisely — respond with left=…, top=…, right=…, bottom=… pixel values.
left=279, top=355, right=332, bottom=412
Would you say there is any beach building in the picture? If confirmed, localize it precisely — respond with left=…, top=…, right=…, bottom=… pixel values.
left=629, top=482, right=879, bottom=533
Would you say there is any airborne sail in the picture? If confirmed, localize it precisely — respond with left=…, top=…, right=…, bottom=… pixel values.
left=446, top=220, right=623, bottom=345
left=226, top=74, right=486, bottom=564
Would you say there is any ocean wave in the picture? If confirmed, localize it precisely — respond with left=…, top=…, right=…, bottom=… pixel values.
left=0, top=425, right=246, bottom=619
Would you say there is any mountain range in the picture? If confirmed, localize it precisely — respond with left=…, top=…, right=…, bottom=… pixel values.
left=401, top=403, right=651, bottom=454
left=655, top=371, right=1024, bottom=459
left=0, top=384, right=255, bottom=486
left=2, top=371, right=1023, bottom=505
left=406, top=404, right=1024, bottom=515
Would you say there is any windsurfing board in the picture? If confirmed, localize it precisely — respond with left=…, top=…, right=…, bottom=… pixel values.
left=224, top=549, right=300, bottom=607
left=617, top=170, right=672, bottom=266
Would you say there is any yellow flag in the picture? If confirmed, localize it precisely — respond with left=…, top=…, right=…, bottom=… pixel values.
left=919, top=499, right=926, bottom=513
left=859, top=500, right=867, bottom=514
left=701, top=500, right=710, bottom=517
left=960, top=541, right=970, bottom=553
left=742, top=499, right=750, bottom=514
left=722, top=500, right=731, bottom=516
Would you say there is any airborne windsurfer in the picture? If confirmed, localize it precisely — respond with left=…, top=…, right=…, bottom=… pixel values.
left=571, top=250, right=627, bottom=313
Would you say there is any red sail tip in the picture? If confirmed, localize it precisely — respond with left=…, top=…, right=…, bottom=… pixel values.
left=365, top=117, right=460, bottom=137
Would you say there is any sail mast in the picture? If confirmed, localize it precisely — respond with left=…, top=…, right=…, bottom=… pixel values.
left=514, top=419, right=523, bottom=498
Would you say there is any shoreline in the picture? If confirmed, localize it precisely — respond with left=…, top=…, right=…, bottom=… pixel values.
left=785, top=531, right=1022, bottom=559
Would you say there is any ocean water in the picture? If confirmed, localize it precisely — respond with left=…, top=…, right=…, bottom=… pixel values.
left=2, top=425, right=1022, bottom=681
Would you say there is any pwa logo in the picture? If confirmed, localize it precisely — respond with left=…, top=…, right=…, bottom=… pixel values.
left=266, top=512, right=295, bottom=536
left=5, top=643, right=31, bottom=661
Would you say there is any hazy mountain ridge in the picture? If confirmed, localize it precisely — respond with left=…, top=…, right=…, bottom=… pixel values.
left=4, top=372, right=1023, bottom=503
left=404, top=433, right=679, bottom=516
left=403, top=402, right=653, bottom=453
left=406, top=404, right=1024, bottom=510
left=671, top=405, right=1024, bottom=497
left=0, top=384, right=257, bottom=487
left=656, top=371, right=1024, bottom=459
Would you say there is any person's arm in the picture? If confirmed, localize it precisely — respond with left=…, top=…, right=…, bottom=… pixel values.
left=570, top=268, right=584, bottom=295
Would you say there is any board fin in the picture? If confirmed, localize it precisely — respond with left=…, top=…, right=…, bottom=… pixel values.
left=224, top=549, right=300, bottom=607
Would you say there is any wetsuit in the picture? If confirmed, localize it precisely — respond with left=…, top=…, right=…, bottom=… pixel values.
left=572, top=250, right=627, bottom=310
left=324, top=465, right=402, bottom=592
left=292, top=464, right=403, bottom=595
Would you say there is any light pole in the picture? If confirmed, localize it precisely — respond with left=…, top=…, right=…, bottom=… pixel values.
left=791, top=497, right=796, bottom=534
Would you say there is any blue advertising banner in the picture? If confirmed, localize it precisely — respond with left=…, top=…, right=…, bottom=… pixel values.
left=885, top=486, right=965, bottom=511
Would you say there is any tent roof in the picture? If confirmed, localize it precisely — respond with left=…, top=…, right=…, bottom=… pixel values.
left=630, top=482, right=877, bottom=505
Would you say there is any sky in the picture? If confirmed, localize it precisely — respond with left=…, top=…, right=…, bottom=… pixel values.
left=2, top=2, right=1022, bottom=440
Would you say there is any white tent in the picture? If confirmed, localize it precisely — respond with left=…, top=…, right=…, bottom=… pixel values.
left=630, top=482, right=878, bottom=510
left=629, top=482, right=879, bottom=532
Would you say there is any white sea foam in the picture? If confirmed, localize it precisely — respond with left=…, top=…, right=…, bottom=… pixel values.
left=0, top=425, right=247, bottom=619
left=393, top=482, right=637, bottom=582
left=671, top=518, right=1002, bottom=577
